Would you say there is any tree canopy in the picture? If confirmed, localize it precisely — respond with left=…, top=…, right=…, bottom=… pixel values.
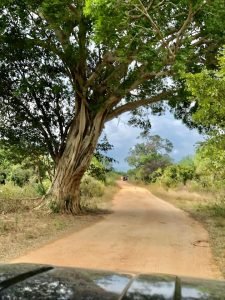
left=186, top=49, right=225, bottom=133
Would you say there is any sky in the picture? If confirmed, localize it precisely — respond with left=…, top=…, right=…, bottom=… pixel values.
left=103, top=111, right=204, bottom=171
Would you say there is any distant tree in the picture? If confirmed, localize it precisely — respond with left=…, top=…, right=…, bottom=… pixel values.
left=126, top=134, right=173, bottom=182
left=1, top=0, right=225, bottom=213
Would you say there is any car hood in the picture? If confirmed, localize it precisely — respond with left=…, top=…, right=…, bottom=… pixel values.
left=0, top=263, right=224, bottom=299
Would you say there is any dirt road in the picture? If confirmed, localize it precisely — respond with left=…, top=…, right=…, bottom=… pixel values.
left=12, top=182, right=221, bottom=279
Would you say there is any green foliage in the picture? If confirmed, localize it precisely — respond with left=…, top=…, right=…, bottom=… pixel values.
left=80, top=175, right=105, bottom=199
left=186, top=50, right=225, bottom=190
left=35, top=183, right=47, bottom=196
left=0, top=182, right=39, bottom=200
left=0, top=141, right=54, bottom=185
left=104, top=172, right=119, bottom=186
left=126, top=134, right=173, bottom=182
left=152, top=137, right=225, bottom=192
left=85, top=0, right=225, bottom=68
left=149, top=168, right=163, bottom=183
left=179, top=156, right=195, bottom=168
left=88, top=157, right=107, bottom=182
left=159, top=164, right=195, bottom=187
left=185, top=48, right=225, bottom=133
left=10, top=165, right=31, bottom=187
left=193, top=139, right=225, bottom=190
left=88, top=135, right=115, bottom=182
left=0, top=182, right=40, bottom=214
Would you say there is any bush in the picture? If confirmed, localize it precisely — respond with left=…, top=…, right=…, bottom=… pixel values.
left=0, top=182, right=39, bottom=199
left=80, top=175, right=105, bottom=199
left=35, top=183, right=46, bottom=196
left=158, top=164, right=195, bottom=187
left=0, top=182, right=40, bottom=213
left=158, top=165, right=179, bottom=187
left=104, top=172, right=118, bottom=186
left=149, top=168, right=163, bottom=183
left=10, top=166, right=32, bottom=187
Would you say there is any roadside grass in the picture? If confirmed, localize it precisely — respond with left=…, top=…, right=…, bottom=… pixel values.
left=0, top=181, right=39, bottom=201
left=149, top=183, right=225, bottom=278
left=0, top=210, right=103, bottom=262
left=0, top=175, right=119, bottom=262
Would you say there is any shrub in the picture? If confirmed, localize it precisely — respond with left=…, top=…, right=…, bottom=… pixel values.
left=10, top=166, right=32, bottom=187
left=35, top=183, right=46, bottom=196
left=158, top=164, right=195, bottom=187
left=104, top=172, right=118, bottom=186
left=158, top=165, right=179, bottom=187
left=80, top=175, right=105, bottom=198
left=0, top=182, right=39, bottom=199
left=149, top=168, right=163, bottom=183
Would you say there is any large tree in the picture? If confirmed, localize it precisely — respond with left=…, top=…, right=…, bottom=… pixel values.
left=0, top=0, right=225, bottom=214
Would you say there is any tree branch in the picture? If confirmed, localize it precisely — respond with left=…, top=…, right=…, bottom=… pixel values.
left=106, top=90, right=175, bottom=122
left=175, top=3, right=193, bottom=51
left=12, top=97, right=56, bottom=160
left=136, top=0, right=175, bottom=60
left=104, top=69, right=171, bottom=111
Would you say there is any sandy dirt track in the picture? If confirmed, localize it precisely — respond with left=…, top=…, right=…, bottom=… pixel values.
left=12, top=182, right=221, bottom=279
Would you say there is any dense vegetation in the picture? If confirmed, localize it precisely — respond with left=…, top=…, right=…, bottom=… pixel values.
left=127, top=135, right=225, bottom=195
left=0, top=136, right=117, bottom=214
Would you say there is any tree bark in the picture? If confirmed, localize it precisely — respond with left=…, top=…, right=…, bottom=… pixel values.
left=49, top=103, right=106, bottom=214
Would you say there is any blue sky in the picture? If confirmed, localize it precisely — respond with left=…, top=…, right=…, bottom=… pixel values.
left=103, top=111, right=204, bottom=171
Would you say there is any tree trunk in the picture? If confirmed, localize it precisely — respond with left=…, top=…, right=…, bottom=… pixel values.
left=51, top=172, right=83, bottom=214
left=49, top=103, right=106, bottom=214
